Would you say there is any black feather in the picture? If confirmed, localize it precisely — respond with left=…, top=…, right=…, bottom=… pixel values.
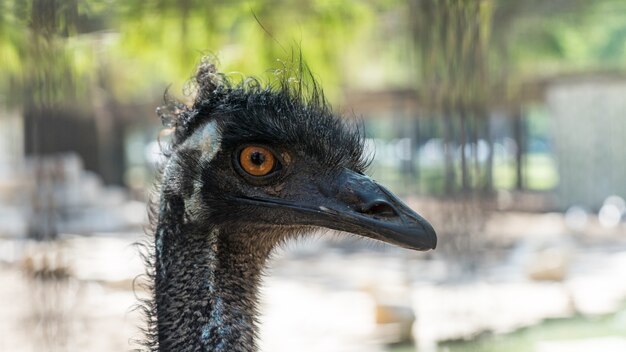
left=140, top=57, right=372, bottom=352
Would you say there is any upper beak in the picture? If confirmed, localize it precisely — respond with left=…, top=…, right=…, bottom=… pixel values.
left=312, top=169, right=437, bottom=251
left=236, top=168, right=437, bottom=251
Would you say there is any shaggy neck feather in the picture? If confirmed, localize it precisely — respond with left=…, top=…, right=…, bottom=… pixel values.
left=154, top=195, right=273, bottom=352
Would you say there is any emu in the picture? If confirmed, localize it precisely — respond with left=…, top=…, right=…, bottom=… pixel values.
left=144, top=61, right=437, bottom=352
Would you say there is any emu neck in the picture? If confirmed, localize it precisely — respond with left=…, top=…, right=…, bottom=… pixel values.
left=155, top=208, right=273, bottom=352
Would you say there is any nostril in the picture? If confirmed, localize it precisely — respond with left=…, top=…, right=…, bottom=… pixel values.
left=361, top=201, right=398, bottom=217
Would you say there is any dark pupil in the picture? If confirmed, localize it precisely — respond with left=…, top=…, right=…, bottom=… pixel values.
left=250, top=151, right=265, bottom=166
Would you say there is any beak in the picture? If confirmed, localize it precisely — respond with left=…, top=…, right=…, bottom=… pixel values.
left=236, top=169, right=436, bottom=251
left=313, top=169, right=436, bottom=250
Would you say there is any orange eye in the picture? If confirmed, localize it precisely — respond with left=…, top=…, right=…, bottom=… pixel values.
left=239, top=146, right=276, bottom=176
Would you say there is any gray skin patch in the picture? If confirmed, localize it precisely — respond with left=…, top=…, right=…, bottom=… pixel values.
left=182, top=120, right=222, bottom=162
left=182, top=120, right=222, bottom=217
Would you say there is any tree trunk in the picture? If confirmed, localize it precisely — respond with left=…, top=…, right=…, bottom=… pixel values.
left=443, top=110, right=456, bottom=195
left=460, top=105, right=469, bottom=191
left=513, top=107, right=525, bottom=190
left=484, top=111, right=493, bottom=192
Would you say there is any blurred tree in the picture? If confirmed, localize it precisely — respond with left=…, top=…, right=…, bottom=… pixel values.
left=405, top=0, right=626, bottom=270
left=0, top=0, right=112, bottom=104
left=107, top=0, right=377, bottom=102
left=2, top=0, right=626, bottom=193
left=1, top=0, right=96, bottom=239
left=1, top=0, right=380, bottom=105
left=408, top=0, right=626, bottom=197
left=409, top=0, right=493, bottom=194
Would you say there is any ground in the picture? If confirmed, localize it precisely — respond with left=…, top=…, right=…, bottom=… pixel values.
left=1, top=211, right=626, bottom=352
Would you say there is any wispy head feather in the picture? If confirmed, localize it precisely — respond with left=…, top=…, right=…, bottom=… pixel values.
left=156, top=56, right=370, bottom=173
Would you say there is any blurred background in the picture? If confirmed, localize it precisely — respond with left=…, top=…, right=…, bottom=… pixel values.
left=2, top=0, right=626, bottom=351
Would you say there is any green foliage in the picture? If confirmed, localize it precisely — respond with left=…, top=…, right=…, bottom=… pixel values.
left=2, top=0, right=626, bottom=108
left=496, top=0, right=626, bottom=78
left=0, top=0, right=103, bottom=106
left=438, top=309, right=626, bottom=352
left=0, top=0, right=379, bottom=106
left=108, top=0, right=365, bottom=100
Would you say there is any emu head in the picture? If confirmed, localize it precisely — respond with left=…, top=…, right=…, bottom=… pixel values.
left=159, top=62, right=436, bottom=251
